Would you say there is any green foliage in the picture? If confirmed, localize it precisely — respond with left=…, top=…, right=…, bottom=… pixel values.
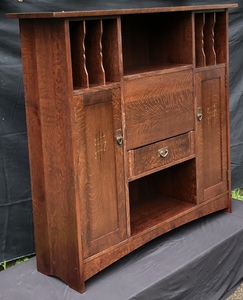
left=0, top=256, right=31, bottom=272
left=0, top=260, right=7, bottom=271
left=232, top=188, right=243, bottom=200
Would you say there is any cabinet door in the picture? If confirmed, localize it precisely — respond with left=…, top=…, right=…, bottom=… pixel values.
left=195, top=68, right=229, bottom=202
left=76, top=88, right=127, bottom=258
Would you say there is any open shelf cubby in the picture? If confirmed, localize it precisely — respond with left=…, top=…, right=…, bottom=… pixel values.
left=129, top=159, right=197, bottom=236
left=195, top=11, right=226, bottom=67
left=69, top=18, right=121, bottom=90
left=121, top=12, right=193, bottom=76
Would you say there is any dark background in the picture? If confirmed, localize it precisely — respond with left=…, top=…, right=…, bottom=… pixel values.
left=0, top=0, right=242, bottom=263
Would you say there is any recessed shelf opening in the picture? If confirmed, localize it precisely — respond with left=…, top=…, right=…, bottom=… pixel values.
left=129, top=159, right=197, bottom=236
left=195, top=11, right=226, bottom=67
left=121, top=12, right=193, bottom=75
left=69, top=18, right=121, bottom=90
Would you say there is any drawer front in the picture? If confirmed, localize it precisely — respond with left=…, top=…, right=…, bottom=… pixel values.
left=124, top=70, right=194, bottom=150
left=128, top=132, right=195, bottom=178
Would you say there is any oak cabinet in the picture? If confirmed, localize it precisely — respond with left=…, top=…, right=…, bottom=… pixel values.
left=7, top=3, right=237, bottom=293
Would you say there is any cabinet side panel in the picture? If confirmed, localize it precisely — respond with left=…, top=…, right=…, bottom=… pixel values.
left=20, top=19, right=84, bottom=292
left=19, top=19, right=51, bottom=274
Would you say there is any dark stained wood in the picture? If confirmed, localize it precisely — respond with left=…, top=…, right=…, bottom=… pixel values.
left=121, top=12, right=192, bottom=75
left=84, top=192, right=229, bottom=281
left=195, top=13, right=206, bottom=67
left=14, top=5, right=234, bottom=293
left=224, top=9, right=232, bottom=213
left=85, top=20, right=105, bottom=86
left=69, top=18, right=121, bottom=89
left=121, top=14, right=151, bottom=74
left=166, top=12, right=193, bottom=64
left=123, top=64, right=192, bottom=77
left=129, top=159, right=197, bottom=210
left=128, top=132, right=195, bottom=179
left=102, top=18, right=121, bottom=82
left=214, top=11, right=227, bottom=64
left=195, top=11, right=227, bottom=67
left=204, top=13, right=217, bottom=66
left=195, top=67, right=228, bottom=203
left=82, top=88, right=112, bottom=106
left=155, top=159, right=197, bottom=204
left=130, top=196, right=195, bottom=235
left=124, top=70, right=194, bottom=149
left=19, top=19, right=51, bottom=276
left=75, top=87, right=127, bottom=258
left=6, top=4, right=237, bottom=19
left=69, top=21, right=89, bottom=89
left=19, top=18, right=85, bottom=292
left=73, top=82, right=120, bottom=96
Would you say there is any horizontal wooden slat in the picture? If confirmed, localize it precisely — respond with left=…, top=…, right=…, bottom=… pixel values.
left=6, top=4, right=237, bottom=19
left=83, top=88, right=112, bottom=106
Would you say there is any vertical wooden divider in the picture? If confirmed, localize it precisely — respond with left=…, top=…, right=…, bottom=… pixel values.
left=85, top=20, right=106, bottom=86
left=214, top=12, right=227, bottom=64
left=195, top=13, right=206, bottom=67
left=70, top=21, right=89, bottom=89
left=102, top=19, right=121, bottom=82
left=204, top=13, right=216, bottom=66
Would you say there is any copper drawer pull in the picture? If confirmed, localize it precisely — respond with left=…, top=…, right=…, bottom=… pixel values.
left=158, top=147, right=169, bottom=158
left=197, top=107, right=203, bottom=122
left=116, top=129, right=123, bottom=147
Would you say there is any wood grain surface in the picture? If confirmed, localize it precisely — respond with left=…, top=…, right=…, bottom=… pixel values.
left=16, top=5, right=233, bottom=292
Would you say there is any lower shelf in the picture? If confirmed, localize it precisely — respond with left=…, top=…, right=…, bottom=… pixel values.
left=130, top=196, right=196, bottom=236
left=84, top=193, right=230, bottom=283
left=128, top=159, right=197, bottom=235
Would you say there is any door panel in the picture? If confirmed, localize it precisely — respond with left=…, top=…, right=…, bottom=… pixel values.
left=195, top=67, right=228, bottom=202
left=76, top=88, right=127, bottom=257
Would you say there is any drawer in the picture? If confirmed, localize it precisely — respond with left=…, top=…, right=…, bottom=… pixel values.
left=124, top=70, right=194, bottom=150
left=128, top=132, right=195, bottom=179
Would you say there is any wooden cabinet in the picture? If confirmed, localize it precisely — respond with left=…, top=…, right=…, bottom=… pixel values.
left=7, top=4, right=237, bottom=293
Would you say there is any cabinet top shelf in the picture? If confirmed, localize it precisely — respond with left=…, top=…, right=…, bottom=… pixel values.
left=6, top=4, right=237, bottom=19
